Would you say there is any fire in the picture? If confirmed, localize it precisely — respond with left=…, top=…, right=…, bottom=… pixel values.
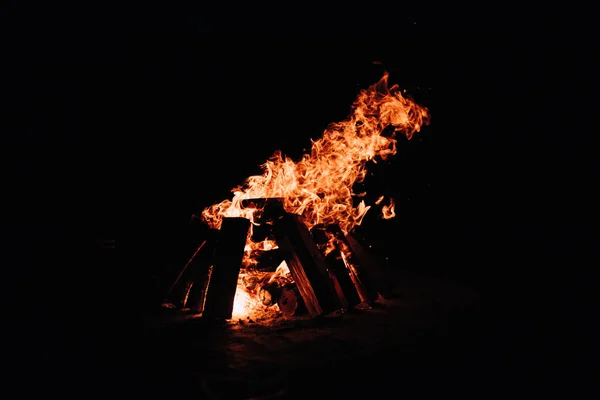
left=232, top=261, right=291, bottom=319
left=201, top=72, right=429, bottom=318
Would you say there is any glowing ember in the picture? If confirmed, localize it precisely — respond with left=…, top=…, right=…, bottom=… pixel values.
left=232, top=261, right=291, bottom=319
left=201, top=72, right=429, bottom=319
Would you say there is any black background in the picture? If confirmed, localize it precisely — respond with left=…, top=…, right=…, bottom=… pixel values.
left=2, top=3, right=598, bottom=397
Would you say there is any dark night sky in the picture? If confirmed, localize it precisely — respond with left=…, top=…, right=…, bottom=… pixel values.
left=6, top=15, right=595, bottom=267
left=2, top=4, right=598, bottom=396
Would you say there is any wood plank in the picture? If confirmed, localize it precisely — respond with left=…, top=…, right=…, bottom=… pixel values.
left=311, top=225, right=359, bottom=310
left=272, top=213, right=342, bottom=317
left=326, top=248, right=362, bottom=309
left=320, top=224, right=371, bottom=304
left=162, top=237, right=217, bottom=310
left=186, top=264, right=212, bottom=313
left=345, top=232, right=393, bottom=299
left=185, top=236, right=219, bottom=313
left=164, top=240, right=207, bottom=306
left=201, top=217, right=251, bottom=319
left=257, top=281, right=280, bottom=306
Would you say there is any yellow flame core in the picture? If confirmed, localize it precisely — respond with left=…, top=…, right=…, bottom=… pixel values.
left=201, top=72, right=429, bottom=236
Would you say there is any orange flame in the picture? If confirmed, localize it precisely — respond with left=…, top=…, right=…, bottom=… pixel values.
left=201, top=72, right=429, bottom=236
left=381, top=198, right=396, bottom=219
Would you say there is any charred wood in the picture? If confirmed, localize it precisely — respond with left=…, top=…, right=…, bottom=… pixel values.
left=253, top=248, right=286, bottom=272
left=312, top=225, right=365, bottom=309
left=241, top=197, right=284, bottom=210
left=257, top=281, right=280, bottom=306
left=345, top=232, right=393, bottom=299
left=278, top=283, right=306, bottom=317
left=272, top=213, right=342, bottom=318
left=326, top=250, right=361, bottom=309
left=241, top=197, right=285, bottom=223
left=202, top=217, right=251, bottom=320
left=163, top=235, right=217, bottom=308
left=322, top=225, right=376, bottom=302
left=186, top=265, right=212, bottom=313
left=180, top=280, right=194, bottom=309
left=249, top=223, right=274, bottom=243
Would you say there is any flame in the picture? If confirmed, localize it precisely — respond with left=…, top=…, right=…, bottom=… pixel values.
left=231, top=261, right=291, bottom=319
left=268, top=261, right=291, bottom=284
left=201, top=73, right=429, bottom=320
left=201, top=72, right=428, bottom=235
left=381, top=198, right=396, bottom=219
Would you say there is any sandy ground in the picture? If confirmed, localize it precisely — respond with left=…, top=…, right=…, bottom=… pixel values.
left=140, top=269, right=483, bottom=399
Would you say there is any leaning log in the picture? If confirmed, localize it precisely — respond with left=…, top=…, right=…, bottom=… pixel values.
left=186, top=265, right=212, bottom=313
left=321, top=225, right=376, bottom=302
left=327, top=249, right=362, bottom=309
left=176, top=238, right=218, bottom=312
left=311, top=225, right=359, bottom=310
left=272, top=213, right=342, bottom=318
left=201, top=217, right=251, bottom=320
left=163, top=231, right=218, bottom=308
left=344, top=232, right=393, bottom=299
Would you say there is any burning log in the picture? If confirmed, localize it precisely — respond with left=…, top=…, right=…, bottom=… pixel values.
left=186, top=265, right=212, bottom=313
left=310, top=224, right=381, bottom=302
left=257, top=281, right=280, bottom=306
left=202, top=217, right=251, bottom=320
left=311, top=225, right=363, bottom=310
left=241, top=197, right=285, bottom=223
left=330, top=251, right=364, bottom=308
left=249, top=222, right=273, bottom=243
left=278, top=283, right=306, bottom=317
left=241, top=197, right=284, bottom=209
left=345, top=232, right=393, bottom=299
left=253, top=248, right=286, bottom=272
left=271, top=213, right=343, bottom=317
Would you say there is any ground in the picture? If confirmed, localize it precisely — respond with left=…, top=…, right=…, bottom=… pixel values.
left=141, top=269, right=483, bottom=399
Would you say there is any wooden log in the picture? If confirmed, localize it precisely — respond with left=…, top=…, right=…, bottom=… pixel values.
left=257, top=281, right=280, bottom=306
left=249, top=222, right=274, bottom=243
left=317, top=224, right=371, bottom=303
left=241, top=197, right=284, bottom=209
left=319, top=225, right=377, bottom=301
left=241, top=197, right=285, bottom=223
left=271, top=213, right=342, bottom=317
left=345, top=232, right=393, bottom=299
left=278, top=284, right=306, bottom=317
left=169, top=237, right=217, bottom=311
left=180, top=280, right=194, bottom=308
left=186, top=265, right=212, bottom=313
left=160, top=228, right=220, bottom=306
left=310, top=225, right=359, bottom=310
left=201, top=217, right=251, bottom=319
left=326, top=250, right=362, bottom=309
left=254, top=248, right=286, bottom=272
